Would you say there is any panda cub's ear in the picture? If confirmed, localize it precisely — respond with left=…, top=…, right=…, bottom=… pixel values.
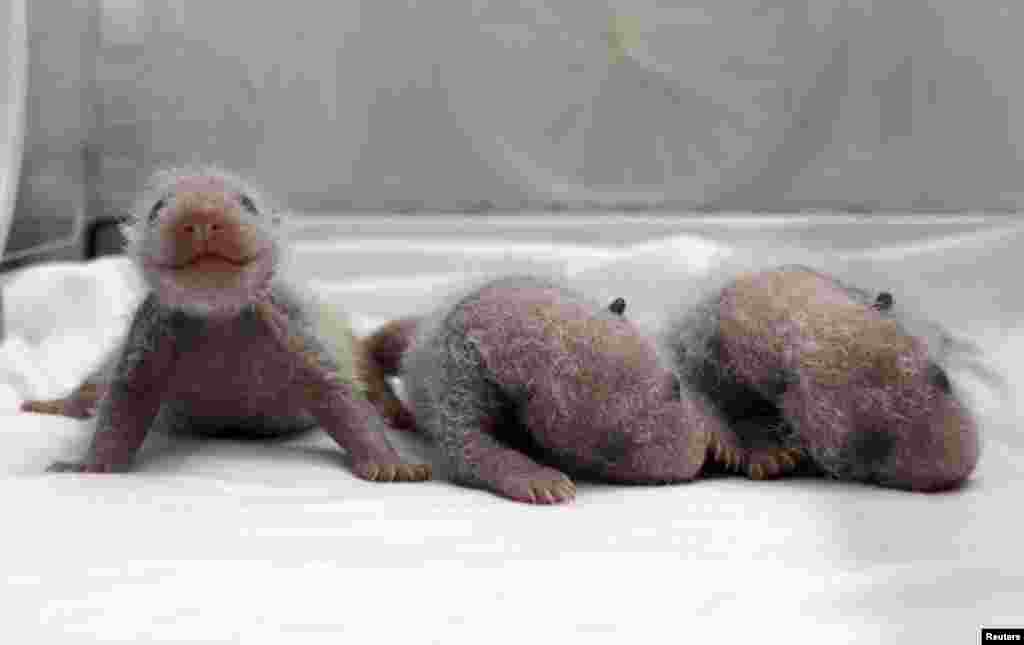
left=608, top=297, right=626, bottom=316
left=927, top=362, right=953, bottom=394
left=873, top=291, right=894, bottom=312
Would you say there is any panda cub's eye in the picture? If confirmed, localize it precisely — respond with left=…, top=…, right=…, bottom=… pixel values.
left=147, top=198, right=167, bottom=222
left=238, top=193, right=259, bottom=216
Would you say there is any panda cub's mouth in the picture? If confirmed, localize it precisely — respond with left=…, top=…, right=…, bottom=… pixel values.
left=165, top=251, right=265, bottom=291
left=180, top=253, right=254, bottom=271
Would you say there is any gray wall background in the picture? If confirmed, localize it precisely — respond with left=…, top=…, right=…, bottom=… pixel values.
left=8, top=1, right=1024, bottom=258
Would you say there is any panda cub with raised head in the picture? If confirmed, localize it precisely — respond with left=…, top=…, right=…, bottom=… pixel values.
left=28, top=166, right=430, bottom=483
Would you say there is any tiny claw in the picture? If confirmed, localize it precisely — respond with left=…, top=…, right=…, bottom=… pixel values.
left=254, top=302, right=274, bottom=324
left=255, top=302, right=288, bottom=338
left=301, top=350, right=321, bottom=370
left=724, top=448, right=737, bottom=470
left=47, top=460, right=120, bottom=474
left=358, top=461, right=432, bottom=482
left=255, top=301, right=274, bottom=317
left=46, top=461, right=82, bottom=473
left=504, top=471, right=574, bottom=504
left=396, top=464, right=432, bottom=482
left=783, top=449, right=805, bottom=466
left=22, top=400, right=64, bottom=416
left=557, top=481, right=576, bottom=500
left=414, top=464, right=433, bottom=481
left=534, top=487, right=556, bottom=504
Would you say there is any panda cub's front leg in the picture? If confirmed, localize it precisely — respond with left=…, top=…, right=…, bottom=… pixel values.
left=47, top=297, right=177, bottom=473
left=254, top=300, right=431, bottom=483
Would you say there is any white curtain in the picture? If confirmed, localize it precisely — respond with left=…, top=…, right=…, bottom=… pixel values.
left=0, top=0, right=27, bottom=257
left=12, top=0, right=1024, bottom=229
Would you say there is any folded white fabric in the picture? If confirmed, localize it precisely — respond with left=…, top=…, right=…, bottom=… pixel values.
left=1, top=218, right=1021, bottom=644
left=0, top=256, right=143, bottom=407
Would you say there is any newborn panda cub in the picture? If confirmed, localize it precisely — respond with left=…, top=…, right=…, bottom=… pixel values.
left=389, top=275, right=724, bottom=504
left=33, top=167, right=430, bottom=482
left=665, top=265, right=979, bottom=491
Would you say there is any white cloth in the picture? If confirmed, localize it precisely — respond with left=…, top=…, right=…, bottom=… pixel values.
left=0, top=215, right=1019, bottom=643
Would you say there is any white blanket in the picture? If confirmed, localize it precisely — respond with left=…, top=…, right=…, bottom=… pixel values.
left=1, top=214, right=1020, bottom=643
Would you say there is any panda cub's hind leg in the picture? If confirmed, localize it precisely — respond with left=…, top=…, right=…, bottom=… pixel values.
left=700, top=371, right=809, bottom=480
left=454, top=420, right=578, bottom=504
left=414, top=334, right=576, bottom=504
left=21, top=377, right=107, bottom=419
left=432, top=380, right=577, bottom=504
left=706, top=418, right=808, bottom=480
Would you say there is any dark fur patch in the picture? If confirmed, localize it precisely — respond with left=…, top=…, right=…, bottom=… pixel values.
left=681, top=333, right=792, bottom=446
left=928, top=361, right=952, bottom=394
left=731, top=415, right=790, bottom=444
left=176, top=422, right=313, bottom=441
left=687, top=336, right=779, bottom=422
left=690, top=364, right=787, bottom=444
left=761, top=369, right=798, bottom=400
left=487, top=382, right=548, bottom=463
left=670, top=373, right=682, bottom=400
left=596, top=431, right=634, bottom=464
left=843, top=429, right=895, bottom=476
left=167, top=308, right=208, bottom=349
left=608, top=297, right=626, bottom=315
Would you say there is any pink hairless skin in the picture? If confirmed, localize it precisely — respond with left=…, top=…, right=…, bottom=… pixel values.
left=365, top=267, right=980, bottom=502
left=665, top=265, right=979, bottom=492
left=28, top=166, right=430, bottom=483
left=366, top=276, right=727, bottom=504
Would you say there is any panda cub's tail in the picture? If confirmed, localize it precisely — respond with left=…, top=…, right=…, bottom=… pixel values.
left=359, top=316, right=421, bottom=431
